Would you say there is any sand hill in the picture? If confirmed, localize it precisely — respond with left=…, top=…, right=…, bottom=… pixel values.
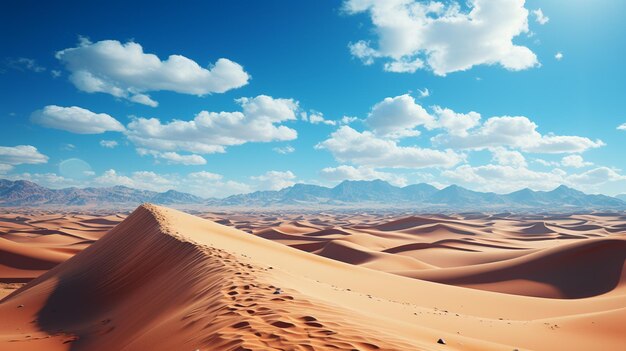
left=1, top=205, right=625, bottom=350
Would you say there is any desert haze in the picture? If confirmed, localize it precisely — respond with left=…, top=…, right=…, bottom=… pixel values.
left=1, top=204, right=625, bottom=350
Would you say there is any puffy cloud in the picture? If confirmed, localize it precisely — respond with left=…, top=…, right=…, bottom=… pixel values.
left=125, top=95, right=298, bottom=154
left=532, top=8, right=549, bottom=25
left=490, top=147, right=527, bottom=168
left=137, top=148, right=206, bottom=165
left=100, top=140, right=119, bottom=148
left=273, top=145, right=295, bottom=154
left=320, top=165, right=407, bottom=186
left=555, top=52, right=564, bottom=61
left=251, top=170, right=296, bottom=191
left=365, top=94, right=434, bottom=137
left=561, top=155, right=592, bottom=168
left=567, top=167, right=626, bottom=185
left=344, top=0, right=538, bottom=75
left=31, top=105, right=125, bottom=134
left=0, top=145, right=49, bottom=172
left=432, top=115, right=604, bottom=153
left=302, top=111, right=337, bottom=126
left=94, top=169, right=173, bottom=192
left=316, top=126, right=462, bottom=169
left=432, top=106, right=481, bottom=137
left=617, top=123, right=626, bottom=131
left=56, top=38, right=249, bottom=106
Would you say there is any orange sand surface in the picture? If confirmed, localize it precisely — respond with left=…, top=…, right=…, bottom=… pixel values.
left=1, top=206, right=625, bottom=350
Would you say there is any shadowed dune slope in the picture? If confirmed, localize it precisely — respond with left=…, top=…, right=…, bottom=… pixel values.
left=401, top=238, right=626, bottom=298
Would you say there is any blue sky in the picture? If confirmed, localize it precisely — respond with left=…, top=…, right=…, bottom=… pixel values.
left=1, top=0, right=625, bottom=197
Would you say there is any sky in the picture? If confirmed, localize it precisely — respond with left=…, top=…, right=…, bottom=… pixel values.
left=1, top=0, right=626, bottom=198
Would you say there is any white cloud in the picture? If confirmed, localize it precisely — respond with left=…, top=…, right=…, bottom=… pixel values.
left=344, top=0, right=539, bottom=75
left=555, top=52, right=564, bottom=61
left=490, top=147, right=527, bottom=168
left=56, top=38, right=250, bottom=106
left=365, top=94, right=434, bottom=138
left=432, top=115, right=604, bottom=153
left=317, top=126, right=462, bottom=169
left=100, top=140, right=119, bottom=148
left=31, top=105, right=125, bottom=134
left=51, top=70, right=62, bottom=78
left=137, top=148, right=206, bottom=165
left=0, top=145, right=49, bottom=172
left=617, top=123, right=626, bottom=131
left=561, top=155, right=592, bottom=168
left=94, top=169, right=173, bottom=192
left=187, top=171, right=223, bottom=181
left=532, top=8, right=549, bottom=25
left=251, top=170, right=296, bottom=191
left=341, top=116, right=358, bottom=124
left=417, top=88, right=430, bottom=98
left=320, top=165, right=407, bottom=186
left=443, top=164, right=565, bottom=193
left=432, top=106, right=481, bottom=137
left=567, top=167, right=626, bottom=185
left=0, top=164, right=13, bottom=174
left=302, top=111, right=337, bottom=126
left=273, top=145, right=295, bottom=154
left=125, top=95, right=298, bottom=154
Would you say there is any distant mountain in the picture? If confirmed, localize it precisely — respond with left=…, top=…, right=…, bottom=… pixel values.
left=0, top=179, right=204, bottom=206
left=210, top=180, right=625, bottom=209
left=616, top=194, right=626, bottom=202
left=1, top=178, right=624, bottom=209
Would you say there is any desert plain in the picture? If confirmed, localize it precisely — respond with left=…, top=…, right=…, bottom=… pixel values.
left=0, top=205, right=625, bottom=350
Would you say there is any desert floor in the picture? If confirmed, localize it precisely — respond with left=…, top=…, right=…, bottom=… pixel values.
left=1, top=206, right=625, bottom=350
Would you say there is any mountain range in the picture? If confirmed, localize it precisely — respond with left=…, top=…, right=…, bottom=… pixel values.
left=0, top=179, right=204, bottom=207
left=1, top=178, right=624, bottom=210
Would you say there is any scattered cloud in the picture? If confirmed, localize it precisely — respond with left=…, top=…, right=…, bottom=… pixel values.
left=100, top=140, right=119, bottom=148
left=567, top=167, right=626, bottom=185
left=137, top=148, right=207, bottom=165
left=6, top=57, right=46, bottom=73
left=417, top=88, right=430, bottom=98
left=490, top=147, right=527, bottom=168
left=125, top=95, right=298, bottom=154
left=0, top=145, right=49, bottom=173
left=432, top=106, right=481, bottom=137
left=317, top=126, right=463, bottom=169
left=31, top=105, right=125, bottom=134
left=561, top=154, right=592, bottom=168
left=344, top=0, right=539, bottom=75
left=432, top=115, right=604, bottom=153
left=365, top=94, right=434, bottom=138
left=251, top=170, right=296, bottom=190
left=532, top=9, right=549, bottom=25
left=320, top=165, right=407, bottom=186
left=56, top=38, right=250, bottom=106
left=555, top=52, right=564, bottom=61
left=443, top=163, right=567, bottom=193
left=273, top=145, right=295, bottom=154
left=617, top=123, right=626, bottom=131
left=302, top=111, right=337, bottom=126
left=51, top=70, right=62, bottom=78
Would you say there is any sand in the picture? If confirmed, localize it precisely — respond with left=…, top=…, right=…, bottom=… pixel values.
left=0, top=205, right=625, bottom=350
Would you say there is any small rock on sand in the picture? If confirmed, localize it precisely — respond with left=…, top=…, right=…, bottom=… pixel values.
left=437, top=338, right=446, bottom=345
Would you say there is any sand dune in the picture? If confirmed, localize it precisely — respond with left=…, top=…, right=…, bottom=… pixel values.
left=1, top=206, right=625, bottom=350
